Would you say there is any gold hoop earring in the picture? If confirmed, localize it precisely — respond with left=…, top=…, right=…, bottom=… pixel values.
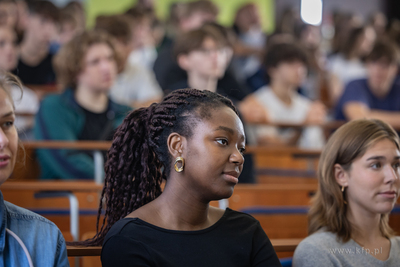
left=174, top=157, right=185, bottom=172
left=341, top=186, right=348, bottom=205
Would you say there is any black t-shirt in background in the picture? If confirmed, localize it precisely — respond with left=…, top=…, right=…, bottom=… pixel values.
left=12, top=53, right=56, bottom=85
left=79, top=107, right=115, bottom=141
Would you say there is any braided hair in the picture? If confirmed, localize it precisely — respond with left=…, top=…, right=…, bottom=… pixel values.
left=78, top=88, right=238, bottom=246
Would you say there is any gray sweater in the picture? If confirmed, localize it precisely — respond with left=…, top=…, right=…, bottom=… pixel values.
left=293, top=231, right=400, bottom=267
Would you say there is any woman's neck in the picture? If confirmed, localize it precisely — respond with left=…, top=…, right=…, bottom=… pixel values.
left=347, top=205, right=384, bottom=245
left=270, top=79, right=295, bottom=106
left=74, top=86, right=108, bottom=113
left=151, top=179, right=212, bottom=231
left=187, top=72, right=217, bottom=92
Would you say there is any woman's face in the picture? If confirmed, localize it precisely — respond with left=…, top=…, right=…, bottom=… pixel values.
left=0, top=88, right=17, bottom=185
left=344, top=138, right=400, bottom=216
left=180, top=106, right=245, bottom=201
left=0, top=27, right=17, bottom=71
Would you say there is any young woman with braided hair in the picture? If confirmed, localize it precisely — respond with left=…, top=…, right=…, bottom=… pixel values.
left=88, top=88, right=281, bottom=266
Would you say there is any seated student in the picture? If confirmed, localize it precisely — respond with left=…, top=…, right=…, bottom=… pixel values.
left=250, top=42, right=326, bottom=148
left=153, top=0, right=249, bottom=98
left=95, top=14, right=163, bottom=108
left=293, top=119, right=400, bottom=266
left=327, top=26, right=376, bottom=104
left=0, top=26, right=38, bottom=139
left=335, top=39, right=400, bottom=129
left=78, top=89, right=282, bottom=266
left=12, top=0, right=59, bottom=85
left=0, top=72, right=68, bottom=266
left=34, top=31, right=131, bottom=180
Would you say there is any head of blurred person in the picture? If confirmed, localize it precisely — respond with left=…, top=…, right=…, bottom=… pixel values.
left=233, top=3, right=261, bottom=34
left=23, top=1, right=59, bottom=48
left=177, top=0, right=218, bottom=33
left=0, top=72, right=21, bottom=185
left=331, top=12, right=364, bottom=55
left=174, top=27, right=229, bottom=91
left=342, top=26, right=376, bottom=60
left=15, top=0, right=27, bottom=35
left=264, top=42, right=308, bottom=89
left=368, top=12, right=387, bottom=36
left=95, top=14, right=133, bottom=66
left=54, top=30, right=122, bottom=94
left=0, top=0, right=17, bottom=29
left=125, top=6, right=153, bottom=49
left=62, top=1, right=85, bottom=30
left=309, top=119, right=400, bottom=242
left=294, top=23, right=321, bottom=51
left=275, top=7, right=300, bottom=35
left=202, top=22, right=234, bottom=61
left=365, top=39, right=399, bottom=98
left=0, top=26, right=17, bottom=71
left=57, top=10, right=82, bottom=46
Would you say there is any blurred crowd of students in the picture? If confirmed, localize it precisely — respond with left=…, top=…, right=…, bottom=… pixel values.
left=3, top=0, right=400, bottom=179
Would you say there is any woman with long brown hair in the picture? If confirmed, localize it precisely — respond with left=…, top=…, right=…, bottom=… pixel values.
left=294, top=119, right=400, bottom=266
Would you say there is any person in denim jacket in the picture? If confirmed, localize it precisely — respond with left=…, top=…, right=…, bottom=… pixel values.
left=0, top=72, right=69, bottom=267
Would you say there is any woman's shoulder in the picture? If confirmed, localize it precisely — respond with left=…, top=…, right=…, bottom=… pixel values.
left=222, top=208, right=262, bottom=228
left=4, top=200, right=64, bottom=239
left=5, top=200, right=56, bottom=225
left=391, top=236, right=400, bottom=247
left=297, top=230, right=339, bottom=249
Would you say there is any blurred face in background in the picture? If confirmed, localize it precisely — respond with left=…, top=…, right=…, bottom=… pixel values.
left=366, top=58, right=398, bottom=97
left=269, top=60, right=307, bottom=88
left=179, top=37, right=229, bottom=79
left=131, top=17, right=152, bottom=49
left=357, top=27, right=376, bottom=57
left=76, top=43, right=117, bottom=93
left=25, top=14, right=57, bottom=46
left=0, top=27, right=17, bottom=71
left=0, top=2, right=17, bottom=29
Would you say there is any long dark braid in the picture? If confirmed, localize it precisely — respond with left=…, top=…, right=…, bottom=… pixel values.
left=74, top=89, right=238, bottom=246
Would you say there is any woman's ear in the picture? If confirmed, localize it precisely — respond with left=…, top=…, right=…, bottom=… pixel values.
left=334, top=163, right=349, bottom=187
left=167, top=132, right=185, bottom=158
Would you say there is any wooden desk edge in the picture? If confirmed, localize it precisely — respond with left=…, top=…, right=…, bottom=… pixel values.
left=66, top=239, right=302, bottom=256
left=1, top=181, right=104, bottom=191
left=67, top=246, right=102, bottom=257
left=271, top=238, right=302, bottom=252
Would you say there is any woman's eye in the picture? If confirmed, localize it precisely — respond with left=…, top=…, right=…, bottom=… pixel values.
left=239, top=147, right=246, bottom=154
left=3, top=121, right=13, bottom=128
left=393, top=162, right=400, bottom=169
left=217, top=139, right=228, bottom=146
left=371, top=162, right=381, bottom=169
